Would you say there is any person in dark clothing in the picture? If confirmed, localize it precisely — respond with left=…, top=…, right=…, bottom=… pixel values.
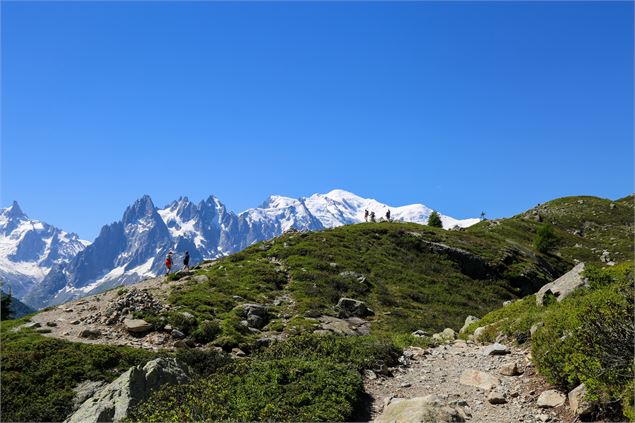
left=370, top=211, right=376, bottom=223
left=364, top=209, right=369, bottom=222
left=386, top=209, right=391, bottom=221
left=183, top=251, right=190, bottom=272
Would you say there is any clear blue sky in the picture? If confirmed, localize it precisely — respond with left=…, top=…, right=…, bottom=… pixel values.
left=2, top=1, right=633, bottom=240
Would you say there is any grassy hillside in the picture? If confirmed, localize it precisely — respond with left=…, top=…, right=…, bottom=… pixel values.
left=160, top=221, right=568, bottom=350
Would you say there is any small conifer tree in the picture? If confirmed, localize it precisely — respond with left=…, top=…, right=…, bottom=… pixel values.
left=428, top=211, right=443, bottom=228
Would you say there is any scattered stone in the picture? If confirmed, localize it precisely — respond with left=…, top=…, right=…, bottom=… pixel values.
left=232, top=348, right=246, bottom=357
left=536, top=263, right=587, bottom=306
left=124, top=319, right=152, bottom=333
left=46, top=321, right=58, bottom=327
left=375, top=395, right=466, bottom=423
left=442, top=328, right=456, bottom=340
left=537, top=390, right=566, bottom=408
left=364, top=369, right=377, bottom=380
left=487, top=391, right=507, bottom=404
left=164, top=325, right=172, bottom=331
left=79, top=328, right=102, bottom=339
left=399, top=382, right=412, bottom=388
left=499, top=362, right=523, bottom=376
left=66, top=358, right=191, bottom=423
left=193, top=274, right=209, bottom=284
left=536, top=413, right=550, bottom=422
left=459, top=369, right=500, bottom=390
left=336, top=297, right=374, bottom=318
left=568, top=383, right=593, bottom=416
left=411, top=329, right=429, bottom=337
left=502, top=300, right=513, bottom=307
left=64, top=308, right=74, bottom=313
left=530, top=322, right=544, bottom=337
left=174, top=340, right=191, bottom=349
left=483, top=343, right=510, bottom=356
left=171, top=329, right=185, bottom=339
left=460, top=316, right=480, bottom=333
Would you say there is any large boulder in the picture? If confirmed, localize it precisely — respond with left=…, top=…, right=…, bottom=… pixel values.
left=66, top=358, right=191, bottom=423
left=336, top=297, right=374, bottom=318
left=483, top=342, right=510, bottom=356
left=536, top=263, right=587, bottom=306
left=123, top=319, right=152, bottom=333
left=568, top=384, right=594, bottom=416
left=459, top=369, right=500, bottom=390
left=537, top=389, right=566, bottom=408
left=236, top=304, right=269, bottom=329
left=375, top=395, right=466, bottom=423
left=460, top=315, right=480, bottom=333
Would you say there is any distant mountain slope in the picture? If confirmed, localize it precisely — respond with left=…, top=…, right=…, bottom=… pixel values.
left=0, top=202, right=88, bottom=299
left=24, top=190, right=476, bottom=309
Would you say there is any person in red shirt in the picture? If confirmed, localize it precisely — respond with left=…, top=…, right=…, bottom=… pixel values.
left=165, top=251, right=173, bottom=275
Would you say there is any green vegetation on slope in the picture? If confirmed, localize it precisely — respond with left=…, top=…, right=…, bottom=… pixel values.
left=0, top=318, right=156, bottom=422
left=464, top=263, right=634, bottom=420
left=159, top=221, right=567, bottom=350
left=468, top=195, right=634, bottom=265
left=128, top=334, right=398, bottom=422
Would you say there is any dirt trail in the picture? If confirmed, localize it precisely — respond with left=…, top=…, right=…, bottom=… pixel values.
left=27, top=275, right=185, bottom=350
left=366, top=340, right=575, bottom=423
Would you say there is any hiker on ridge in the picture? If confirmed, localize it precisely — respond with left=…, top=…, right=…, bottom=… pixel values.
left=364, top=209, right=369, bottom=222
left=183, top=251, right=190, bottom=272
left=386, top=209, right=391, bottom=221
left=165, top=251, right=173, bottom=275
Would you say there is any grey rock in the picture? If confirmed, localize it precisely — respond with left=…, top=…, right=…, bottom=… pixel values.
left=171, top=329, right=185, bottom=339
left=123, top=319, right=152, bottom=333
left=66, top=358, right=191, bottom=423
left=376, top=395, right=466, bottom=423
left=460, top=316, right=480, bottom=333
left=537, top=389, right=566, bottom=408
left=23, top=322, right=41, bottom=329
left=459, top=369, right=500, bottom=390
left=336, top=297, right=374, bottom=318
left=46, top=321, right=58, bottom=327
left=499, top=362, right=523, bottom=376
left=568, top=384, right=593, bottom=416
left=530, top=322, right=544, bottom=337
left=483, top=342, right=510, bottom=356
left=536, top=263, right=587, bottom=306
left=72, top=380, right=107, bottom=410
left=411, top=329, right=429, bottom=337
left=487, top=391, right=507, bottom=404
left=79, top=328, right=102, bottom=339
left=193, top=274, right=209, bottom=284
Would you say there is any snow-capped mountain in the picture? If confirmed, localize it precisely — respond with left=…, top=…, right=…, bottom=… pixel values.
left=19, top=190, right=479, bottom=308
left=0, top=202, right=89, bottom=299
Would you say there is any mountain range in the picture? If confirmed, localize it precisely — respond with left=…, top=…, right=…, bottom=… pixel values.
left=0, top=190, right=479, bottom=309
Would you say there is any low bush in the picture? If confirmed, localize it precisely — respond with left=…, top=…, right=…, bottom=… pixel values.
left=1, top=319, right=155, bottom=422
left=127, top=358, right=363, bottom=422
left=532, top=267, right=633, bottom=419
left=256, top=333, right=400, bottom=372
left=174, top=348, right=231, bottom=376
left=190, top=320, right=221, bottom=344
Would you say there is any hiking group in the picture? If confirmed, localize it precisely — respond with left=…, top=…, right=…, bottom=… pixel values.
left=165, top=250, right=190, bottom=275
left=364, top=209, right=390, bottom=223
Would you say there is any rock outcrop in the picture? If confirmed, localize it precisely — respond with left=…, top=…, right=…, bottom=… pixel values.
left=66, top=358, right=191, bottom=423
left=336, top=297, right=374, bottom=318
left=536, top=263, right=587, bottom=306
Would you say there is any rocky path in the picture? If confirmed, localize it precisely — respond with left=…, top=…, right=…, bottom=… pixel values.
left=366, top=340, right=576, bottom=423
left=25, top=275, right=190, bottom=350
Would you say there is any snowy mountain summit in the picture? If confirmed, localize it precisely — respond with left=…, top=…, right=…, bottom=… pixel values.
left=5, top=190, right=478, bottom=309
left=0, top=202, right=88, bottom=299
